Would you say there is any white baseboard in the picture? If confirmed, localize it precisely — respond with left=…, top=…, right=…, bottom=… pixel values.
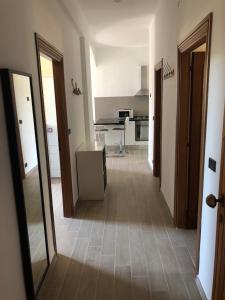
left=106, top=145, right=148, bottom=151
left=195, top=276, right=207, bottom=300
left=148, top=158, right=153, bottom=172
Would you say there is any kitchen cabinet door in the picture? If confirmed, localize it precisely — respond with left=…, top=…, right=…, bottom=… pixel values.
left=125, top=121, right=135, bottom=145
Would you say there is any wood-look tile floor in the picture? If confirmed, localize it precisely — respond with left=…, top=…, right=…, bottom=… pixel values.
left=38, top=150, right=201, bottom=300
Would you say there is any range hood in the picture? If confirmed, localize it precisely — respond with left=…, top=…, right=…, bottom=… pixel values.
left=135, top=65, right=149, bottom=97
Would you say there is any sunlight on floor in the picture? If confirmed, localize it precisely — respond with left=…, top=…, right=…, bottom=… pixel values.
left=38, top=150, right=199, bottom=300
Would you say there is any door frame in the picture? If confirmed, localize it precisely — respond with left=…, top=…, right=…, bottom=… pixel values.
left=35, top=33, right=74, bottom=224
left=174, top=13, right=213, bottom=273
left=212, top=108, right=225, bottom=299
left=153, top=59, right=163, bottom=186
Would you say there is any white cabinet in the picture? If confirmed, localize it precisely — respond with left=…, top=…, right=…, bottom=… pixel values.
left=95, top=125, right=125, bottom=146
left=105, top=125, right=125, bottom=146
left=76, top=143, right=107, bottom=201
left=125, top=121, right=148, bottom=146
left=125, top=121, right=135, bottom=145
left=95, top=122, right=148, bottom=147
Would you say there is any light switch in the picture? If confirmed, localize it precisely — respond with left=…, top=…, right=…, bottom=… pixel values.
left=208, top=157, right=216, bottom=172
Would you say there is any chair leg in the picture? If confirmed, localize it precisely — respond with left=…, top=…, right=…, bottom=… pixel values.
left=119, top=131, right=123, bottom=153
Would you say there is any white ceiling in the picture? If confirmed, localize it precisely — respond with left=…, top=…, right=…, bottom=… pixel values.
left=77, top=0, right=157, bottom=47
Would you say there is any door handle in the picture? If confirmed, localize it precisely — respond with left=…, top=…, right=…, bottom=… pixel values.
left=206, top=194, right=224, bottom=208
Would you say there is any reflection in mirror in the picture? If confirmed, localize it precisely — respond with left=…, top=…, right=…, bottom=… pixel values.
left=12, top=73, right=48, bottom=293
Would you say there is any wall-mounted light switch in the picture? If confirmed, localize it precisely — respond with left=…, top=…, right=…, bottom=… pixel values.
left=208, top=157, right=216, bottom=172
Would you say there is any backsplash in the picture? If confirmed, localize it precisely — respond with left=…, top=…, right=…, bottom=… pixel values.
left=95, top=96, right=149, bottom=120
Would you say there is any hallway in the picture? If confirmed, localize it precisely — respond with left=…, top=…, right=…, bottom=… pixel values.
left=38, top=150, right=200, bottom=300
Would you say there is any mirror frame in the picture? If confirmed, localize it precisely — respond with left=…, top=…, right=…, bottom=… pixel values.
left=0, top=69, right=50, bottom=299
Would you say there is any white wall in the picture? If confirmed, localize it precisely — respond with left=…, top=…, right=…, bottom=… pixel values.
left=95, top=46, right=149, bottom=97
left=90, top=47, right=97, bottom=122
left=148, top=0, right=179, bottom=213
left=41, top=55, right=61, bottom=178
left=42, top=76, right=61, bottom=178
left=0, top=0, right=92, bottom=298
left=179, top=1, right=225, bottom=298
left=149, top=0, right=225, bottom=298
left=13, top=74, right=38, bottom=175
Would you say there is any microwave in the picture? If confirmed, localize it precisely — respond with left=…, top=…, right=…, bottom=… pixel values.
left=118, top=109, right=134, bottom=119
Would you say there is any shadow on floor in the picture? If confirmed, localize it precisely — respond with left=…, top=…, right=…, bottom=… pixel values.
left=38, top=253, right=173, bottom=300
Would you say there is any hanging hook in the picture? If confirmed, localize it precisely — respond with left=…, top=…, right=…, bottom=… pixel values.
left=71, top=78, right=82, bottom=95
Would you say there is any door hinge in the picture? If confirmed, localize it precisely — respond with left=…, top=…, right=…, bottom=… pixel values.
left=220, top=214, right=224, bottom=224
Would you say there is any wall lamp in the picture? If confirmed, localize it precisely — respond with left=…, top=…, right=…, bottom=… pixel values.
left=71, top=78, right=82, bottom=95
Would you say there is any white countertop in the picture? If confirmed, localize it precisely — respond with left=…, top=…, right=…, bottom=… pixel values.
left=76, top=142, right=105, bottom=152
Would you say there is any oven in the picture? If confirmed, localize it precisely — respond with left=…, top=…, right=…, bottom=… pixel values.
left=135, top=120, right=149, bottom=141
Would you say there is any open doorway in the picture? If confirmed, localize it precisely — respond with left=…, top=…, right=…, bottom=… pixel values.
left=187, top=44, right=206, bottom=229
left=35, top=34, right=74, bottom=238
left=153, top=60, right=163, bottom=185
left=39, top=54, right=64, bottom=225
left=174, top=14, right=212, bottom=273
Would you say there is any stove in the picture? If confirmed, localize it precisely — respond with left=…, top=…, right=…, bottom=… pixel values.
left=132, top=116, right=149, bottom=141
left=130, top=116, right=149, bottom=121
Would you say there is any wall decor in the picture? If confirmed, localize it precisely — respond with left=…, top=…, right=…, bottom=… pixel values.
left=71, top=78, right=82, bottom=95
left=163, top=62, right=175, bottom=80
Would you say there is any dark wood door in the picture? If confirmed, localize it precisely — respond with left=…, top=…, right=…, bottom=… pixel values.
left=187, top=52, right=205, bottom=228
left=153, top=68, right=162, bottom=180
left=53, top=60, right=74, bottom=217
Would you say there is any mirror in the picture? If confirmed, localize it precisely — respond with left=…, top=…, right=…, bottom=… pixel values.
left=1, top=70, right=49, bottom=297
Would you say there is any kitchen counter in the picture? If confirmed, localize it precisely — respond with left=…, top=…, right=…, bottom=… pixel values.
left=76, top=142, right=107, bottom=201
left=76, top=141, right=105, bottom=152
left=129, top=116, right=149, bottom=122
left=94, top=118, right=125, bottom=125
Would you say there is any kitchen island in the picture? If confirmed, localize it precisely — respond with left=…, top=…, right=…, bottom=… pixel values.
left=94, top=118, right=125, bottom=126
left=94, top=118, right=126, bottom=152
left=76, top=142, right=107, bottom=201
left=94, top=117, right=148, bottom=149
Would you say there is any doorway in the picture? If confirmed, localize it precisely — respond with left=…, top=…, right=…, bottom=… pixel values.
left=174, top=14, right=212, bottom=273
left=187, top=45, right=206, bottom=229
left=210, top=110, right=225, bottom=299
left=35, top=33, right=74, bottom=226
left=153, top=60, right=163, bottom=184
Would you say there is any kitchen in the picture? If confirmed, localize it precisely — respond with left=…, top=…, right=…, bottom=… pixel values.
left=92, top=58, right=150, bottom=154
left=94, top=108, right=149, bottom=154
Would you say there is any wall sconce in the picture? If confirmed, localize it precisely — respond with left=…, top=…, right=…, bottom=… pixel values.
left=71, top=78, right=82, bottom=95
left=163, top=62, right=175, bottom=80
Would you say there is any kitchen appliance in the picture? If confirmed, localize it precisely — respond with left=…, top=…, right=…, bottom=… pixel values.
left=135, top=118, right=149, bottom=141
left=135, top=65, right=149, bottom=97
left=117, top=109, right=134, bottom=118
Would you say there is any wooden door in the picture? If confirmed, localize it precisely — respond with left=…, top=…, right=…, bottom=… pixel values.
left=187, top=52, right=205, bottom=228
left=210, top=111, right=225, bottom=299
left=175, top=52, right=192, bottom=226
left=35, top=33, right=74, bottom=221
left=52, top=59, right=74, bottom=217
left=153, top=66, right=162, bottom=181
